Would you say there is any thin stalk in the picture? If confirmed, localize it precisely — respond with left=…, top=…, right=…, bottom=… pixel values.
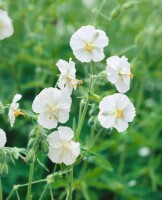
left=26, top=162, right=35, bottom=200
left=39, top=184, right=48, bottom=200
left=49, top=185, right=54, bottom=200
left=6, top=188, right=14, bottom=200
left=76, top=62, right=93, bottom=140
left=15, top=189, right=20, bottom=200
left=0, top=178, right=3, bottom=200
left=76, top=98, right=89, bottom=140
left=68, top=166, right=73, bottom=200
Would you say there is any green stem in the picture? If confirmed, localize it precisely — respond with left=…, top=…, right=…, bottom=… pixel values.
left=39, top=184, right=48, bottom=200
left=15, top=189, right=20, bottom=200
left=68, top=166, right=73, bottom=200
left=26, top=162, right=35, bottom=200
left=76, top=98, right=89, bottom=140
left=49, top=185, right=54, bottom=200
left=0, top=178, right=3, bottom=200
left=6, top=188, right=14, bottom=200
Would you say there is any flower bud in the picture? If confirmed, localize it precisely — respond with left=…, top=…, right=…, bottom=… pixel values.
left=29, top=129, right=36, bottom=138
left=94, top=118, right=101, bottom=130
left=41, top=142, right=49, bottom=154
left=88, top=117, right=95, bottom=127
left=111, top=8, right=120, bottom=20
left=0, top=163, right=8, bottom=176
left=26, top=150, right=36, bottom=163
left=12, top=148, right=19, bottom=160
left=27, top=138, right=35, bottom=149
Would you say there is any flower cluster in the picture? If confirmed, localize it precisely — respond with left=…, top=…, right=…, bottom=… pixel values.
left=0, top=22, right=136, bottom=170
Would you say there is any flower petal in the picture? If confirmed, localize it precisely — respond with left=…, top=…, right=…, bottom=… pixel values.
left=58, top=126, right=74, bottom=142
left=91, top=48, right=105, bottom=62
left=114, top=118, right=128, bottom=132
left=98, top=112, right=115, bottom=129
left=0, top=129, right=7, bottom=147
left=37, top=113, right=57, bottom=129
left=12, top=94, right=22, bottom=104
left=47, top=131, right=62, bottom=148
left=48, top=146, right=63, bottom=164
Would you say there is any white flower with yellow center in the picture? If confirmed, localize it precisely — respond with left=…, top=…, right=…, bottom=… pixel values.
left=70, top=25, right=109, bottom=63
left=8, top=94, right=24, bottom=127
left=106, top=56, right=133, bottom=93
left=56, top=58, right=82, bottom=94
left=98, top=93, right=136, bottom=132
left=0, top=9, right=14, bottom=40
left=47, top=126, right=80, bottom=165
left=32, top=88, right=72, bottom=129
left=0, top=129, right=7, bottom=148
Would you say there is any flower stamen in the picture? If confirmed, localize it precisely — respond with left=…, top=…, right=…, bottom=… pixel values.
left=114, top=109, right=124, bottom=118
left=14, top=109, right=25, bottom=118
left=85, top=41, right=94, bottom=53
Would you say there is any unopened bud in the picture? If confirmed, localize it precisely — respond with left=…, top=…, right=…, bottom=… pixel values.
left=27, top=138, right=35, bottom=149
left=41, top=142, right=49, bottom=154
left=12, top=148, right=19, bottom=160
left=26, top=150, right=36, bottom=163
left=0, top=163, right=8, bottom=176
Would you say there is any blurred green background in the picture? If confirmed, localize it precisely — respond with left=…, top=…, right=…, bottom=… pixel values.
left=0, top=0, right=162, bottom=199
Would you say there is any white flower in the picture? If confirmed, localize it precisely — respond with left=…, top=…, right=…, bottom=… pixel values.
left=0, top=9, right=14, bottom=40
left=8, top=94, right=24, bottom=127
left=56, top=58, right=82, bottom=94
left=70, top=25, right=109, bottom=63
left=98, top=93, right=136, bottom=132
left=106, top=56, right=133, bottom=93
left=138, top=147, right=150, bottom=157
left=47, top=126, right=80, bottom=165
left=32, top=88, right=72, bottom=129
left=0, top=129, right=7, bottom=147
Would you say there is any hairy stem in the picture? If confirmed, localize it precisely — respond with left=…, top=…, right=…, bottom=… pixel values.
left=26, top=162, right=35, bottom=200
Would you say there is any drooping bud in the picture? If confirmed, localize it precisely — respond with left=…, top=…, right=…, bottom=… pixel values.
left=0, top=163, right=8, bottom=176
left=12, top=147, right=19, bottom=160
left=41, top=142, right=49, bottom=154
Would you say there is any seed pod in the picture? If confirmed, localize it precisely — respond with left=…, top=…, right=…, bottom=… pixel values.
left=0, top=163, right=8, bottom=176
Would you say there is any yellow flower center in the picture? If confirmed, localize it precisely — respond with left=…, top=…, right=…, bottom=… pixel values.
left=63, top=143, right=70, bottom=151
left=72, top=79, right=83, bottom=90
left=114, top=109, right=124, bottom=118
left=119, top=72, right=134, bottom=79
left=49, top=105, right=58, bottom=119
left=129, top=73, right=134, bottom=79
left=85, top=41, right=94, bottom=53
left=14, top=109, right=26, bottom=118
